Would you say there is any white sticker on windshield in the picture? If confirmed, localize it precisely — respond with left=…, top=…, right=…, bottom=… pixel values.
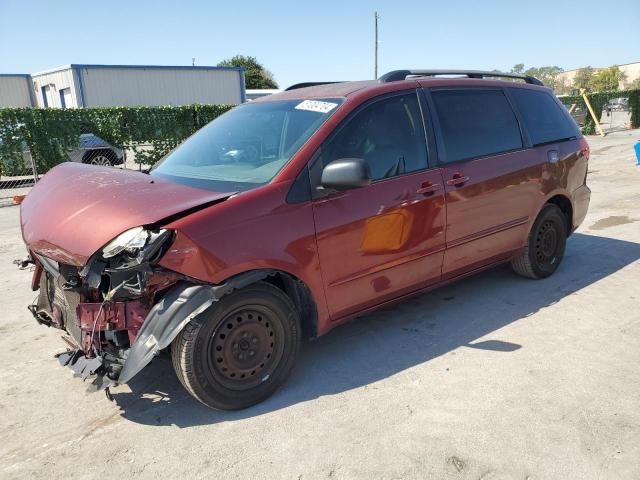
left=295, top=100, right=338, bottom=114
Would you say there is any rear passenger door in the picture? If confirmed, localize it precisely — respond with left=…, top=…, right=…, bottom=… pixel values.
left=424, top=87, right=540, bottom=279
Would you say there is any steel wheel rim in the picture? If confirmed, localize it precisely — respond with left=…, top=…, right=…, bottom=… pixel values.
left=535, top=220, right=558, bottom=266
left=90, top=155, right=111, bottom=166
left=207, top=306, right=284, bottom=390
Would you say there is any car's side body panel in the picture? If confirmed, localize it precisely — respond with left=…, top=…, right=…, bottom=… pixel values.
left=158, top=182, right=333, bottom=334
left=438, top=148, right=541, bottom=279
left=311, top=168, right=446, bottom=320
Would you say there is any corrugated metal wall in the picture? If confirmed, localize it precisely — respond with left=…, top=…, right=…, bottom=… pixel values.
left=0, top=75, right=34, bottom=107
left=31, top=69, right=80, bottom=108
left=79, top=67, right=243, bottom=107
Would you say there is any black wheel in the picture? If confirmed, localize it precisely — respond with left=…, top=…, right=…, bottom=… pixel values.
left=171, top=282, right=301, bottom=410
left=511, top=204, right=567, bottom=279
left=83, top=149, right=116, bottom=166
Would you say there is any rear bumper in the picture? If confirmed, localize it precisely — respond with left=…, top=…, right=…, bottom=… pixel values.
left=572, top=184, right=591, bottom=232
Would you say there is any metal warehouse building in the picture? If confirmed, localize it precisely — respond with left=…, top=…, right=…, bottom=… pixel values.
left=0, top=74, right=35, bottom=107
left=29, top=64, right=245, bottom=108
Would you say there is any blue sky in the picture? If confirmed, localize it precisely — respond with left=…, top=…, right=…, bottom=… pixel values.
left=1, top=0, right=638, bottom=88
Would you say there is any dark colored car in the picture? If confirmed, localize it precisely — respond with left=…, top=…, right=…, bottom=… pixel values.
left=603, top=97, right=630, bottom=113
left=19, top=69, right=590, bottom=410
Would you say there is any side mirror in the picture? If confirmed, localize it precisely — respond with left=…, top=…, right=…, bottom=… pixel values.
left=320, top=158, right=372, bottom=191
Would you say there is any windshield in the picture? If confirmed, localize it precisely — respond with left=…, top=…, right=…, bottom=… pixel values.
left=151, top=98, right=343, bottom=191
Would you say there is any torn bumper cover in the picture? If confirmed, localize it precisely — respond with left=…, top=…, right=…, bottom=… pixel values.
left=34, top=271, right=270, bottom=390
left=46, top=282, right=222, bottom=390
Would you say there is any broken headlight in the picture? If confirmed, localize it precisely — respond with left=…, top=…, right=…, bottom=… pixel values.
left=103, top=227, right=149, bottom=258
left=102, top=227, right=172, bottom=265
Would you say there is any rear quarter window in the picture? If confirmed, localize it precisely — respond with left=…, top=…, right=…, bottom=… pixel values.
left=430, top=89, right=523, bottom=163
left=509, top=88, right=580, bottom=146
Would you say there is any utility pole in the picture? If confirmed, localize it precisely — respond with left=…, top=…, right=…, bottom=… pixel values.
left=374, top=11, right=379, bottom=79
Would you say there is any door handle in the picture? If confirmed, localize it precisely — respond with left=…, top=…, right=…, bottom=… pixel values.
left=446, top=174, right=469, bottom=187
left=416, top=183, right=441, bottom=196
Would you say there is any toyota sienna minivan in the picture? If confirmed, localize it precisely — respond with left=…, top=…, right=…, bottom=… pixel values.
left=19, top=69, right=590, bottom=410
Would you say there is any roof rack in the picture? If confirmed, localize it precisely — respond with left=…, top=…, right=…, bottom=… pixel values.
left=378, top=69, right=544, bottom=86
left=285, top=81, right=343, bottom=91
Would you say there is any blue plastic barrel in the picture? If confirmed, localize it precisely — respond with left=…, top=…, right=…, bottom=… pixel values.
left=635, top=141, right=640, bottom=166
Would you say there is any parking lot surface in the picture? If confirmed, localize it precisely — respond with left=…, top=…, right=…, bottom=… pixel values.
left=1, top=131, right=639, bottom=480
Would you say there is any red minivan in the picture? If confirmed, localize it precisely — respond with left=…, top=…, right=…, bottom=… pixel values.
left=20, top=70, right=590, bottom=410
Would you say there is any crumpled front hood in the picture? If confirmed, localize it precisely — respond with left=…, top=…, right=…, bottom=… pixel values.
left=21, top=163, right=232, bottom=266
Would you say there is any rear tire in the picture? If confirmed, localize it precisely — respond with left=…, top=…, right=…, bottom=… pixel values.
left=171, top=282, right=301, bottom=410
left=511, top=204, right=567, bottom=279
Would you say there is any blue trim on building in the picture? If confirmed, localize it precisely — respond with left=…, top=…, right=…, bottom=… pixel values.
left=71, top=64, right=243, bottom=72
left=0, top=73, right=31, bottom=77
left=31, top=64, right=244, bottom=76
left=73, top=66, right=87, bottom=107
left=239, top=68, right=246, bottom=103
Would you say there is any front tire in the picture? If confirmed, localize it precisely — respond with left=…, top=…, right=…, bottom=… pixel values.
left=511, top=204, right=567, bottom=279
left=171, top=282, right=301, bottom=410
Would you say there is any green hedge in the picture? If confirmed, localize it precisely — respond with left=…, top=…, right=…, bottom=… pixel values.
left=0, top=104, right=232, bottom=176
left=558, top=89, right=640, bottom=135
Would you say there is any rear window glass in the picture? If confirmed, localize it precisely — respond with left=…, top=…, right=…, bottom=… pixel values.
left=431, top=89, right=523, bottom=163
left=509, top=89, right=579, bottom=146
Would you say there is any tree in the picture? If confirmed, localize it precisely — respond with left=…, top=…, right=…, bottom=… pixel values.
left=524, top=66, right=564, bottom=90
left=217, top=55, right=279, bottom=89
left=573, top=67, right=595, bottom=90
left=590, top=66, right=626, bottom=92
left=510, top=64, right=564, bottom=91
left=553, top=76, right=572, bottom=96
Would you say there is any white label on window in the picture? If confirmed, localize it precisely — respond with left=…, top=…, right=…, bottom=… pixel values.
left=295, top=100, right=338, bottom=113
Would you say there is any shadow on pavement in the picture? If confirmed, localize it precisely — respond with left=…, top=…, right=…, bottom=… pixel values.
left=112, top=232, right=640, bottom=427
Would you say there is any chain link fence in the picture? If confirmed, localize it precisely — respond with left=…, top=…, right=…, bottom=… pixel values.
left=0, top=139, right=149, bottom=207
left=560, top=90, right=638, bottom=136
left=0, top=105, right=231, bottom=207
left=564, top=100, right=632, bottom=134
left=0, top=149, right=38, bottom=205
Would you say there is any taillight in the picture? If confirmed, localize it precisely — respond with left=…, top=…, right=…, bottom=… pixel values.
left=579, top=137, right=590, bottom=185
left=579, top=137, right=590, bottom=160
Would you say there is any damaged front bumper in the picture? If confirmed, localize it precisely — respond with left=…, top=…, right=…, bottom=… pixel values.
left=24, top=246, right=268, bottom=392
left=21, top=225, right=218, bottom=391
left=46, top=282, right=224, bottom=391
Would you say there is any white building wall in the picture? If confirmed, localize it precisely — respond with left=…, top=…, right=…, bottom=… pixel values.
left=31, top=67, right=80, bottom=108
left=79, top=67, right=243, bottom=107
left=556, top=61, right=640, bottom=91
left=620, top=63, right=640, bottom=88
left=0, top=75, right=34, bottom=107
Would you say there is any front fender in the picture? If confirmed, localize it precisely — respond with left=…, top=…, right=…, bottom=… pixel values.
left=118, top=270, right=270, bottom=384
